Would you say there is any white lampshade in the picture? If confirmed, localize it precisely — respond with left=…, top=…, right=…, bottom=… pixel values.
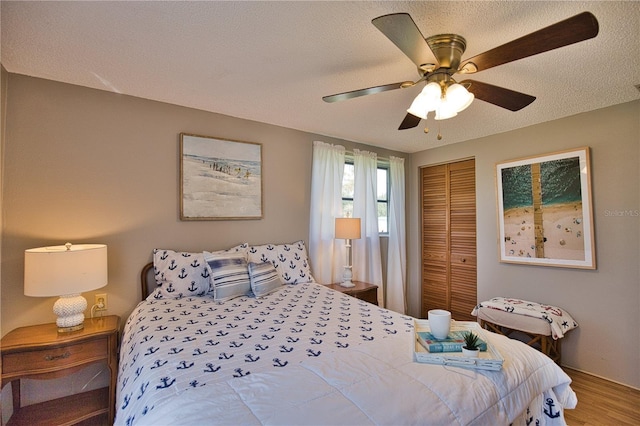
left=445, top=83, right=474, bottom=112
left=421, top=82, right=442, bottom=106
left=25, top=243, right=108, bottom=332
left=406, top=94, right=429, bottom=119
left=434, top=96, right=459, bottom=120
left=25, top=243, right=107, bottom=296
left=407, top=82, right=441, bottom=119
left=335, top=218, right=361, bottom=240
left=408, top=81, right=474, bottom=121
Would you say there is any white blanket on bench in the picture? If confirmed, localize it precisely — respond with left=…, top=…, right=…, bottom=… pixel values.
left=472, top=297, right=578, bottom=339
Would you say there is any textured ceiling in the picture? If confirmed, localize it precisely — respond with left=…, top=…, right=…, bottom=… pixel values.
left=2, top=1, right=639, bottom=153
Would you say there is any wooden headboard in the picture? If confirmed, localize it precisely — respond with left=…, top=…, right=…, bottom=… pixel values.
left=141, top=262, right=155, bottom=301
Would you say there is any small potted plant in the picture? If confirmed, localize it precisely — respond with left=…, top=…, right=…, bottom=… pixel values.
left=462, top=331, right=480, bottom=358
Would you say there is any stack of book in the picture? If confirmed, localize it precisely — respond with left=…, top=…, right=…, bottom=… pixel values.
left=416, top=331, right=487, bottom=353
left=413, top=320, right=503, bottom=370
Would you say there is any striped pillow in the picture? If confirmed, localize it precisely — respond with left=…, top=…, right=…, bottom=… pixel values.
left=203, top=251, right=251, bottom=302
left=248, top=262, right=283, bottom=297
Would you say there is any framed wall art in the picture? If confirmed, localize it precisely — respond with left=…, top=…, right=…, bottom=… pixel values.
left=180, top=133, right=263, bottom=220
left=496, top=147, right=595, bottom=269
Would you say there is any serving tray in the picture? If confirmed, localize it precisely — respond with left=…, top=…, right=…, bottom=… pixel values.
left=414, top=320, right=504, bottom=371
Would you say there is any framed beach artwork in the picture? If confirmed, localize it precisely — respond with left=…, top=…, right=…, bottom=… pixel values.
left=496, top=147, right=595, bottom=269
left=180, top=133, right=263, bottom=220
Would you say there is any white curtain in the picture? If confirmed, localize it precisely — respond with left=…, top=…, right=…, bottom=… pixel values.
left=352, top=149, right=384, bottom=305
left=386, top=156, right=407, bottom=314
left=308, top=141, right=345, bottom=284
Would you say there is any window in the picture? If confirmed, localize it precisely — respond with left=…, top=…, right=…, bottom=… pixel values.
left=377, top=166, right=389, bottom=234
left=341, top=162, right=389, bottom=234
left=341, top=163, right=355, bottom=218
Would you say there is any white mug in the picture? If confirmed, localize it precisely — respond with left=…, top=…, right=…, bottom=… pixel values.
left=428, top=309, right=451, bottom=339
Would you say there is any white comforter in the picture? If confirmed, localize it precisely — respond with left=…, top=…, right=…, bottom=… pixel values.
left=115, top=283, right=576, bottom=426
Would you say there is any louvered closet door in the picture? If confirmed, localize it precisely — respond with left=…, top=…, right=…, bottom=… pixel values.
left=421, top=159, right=477, bottom=321
left=448, top=160, right=476, bottom=320
left=421, top=165, right=448, bottom=313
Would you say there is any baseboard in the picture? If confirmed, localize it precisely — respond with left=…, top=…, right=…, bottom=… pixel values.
left=561, top=365, right=640, bottom=391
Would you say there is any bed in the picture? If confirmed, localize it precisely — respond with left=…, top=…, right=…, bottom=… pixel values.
left=115, top=244, right=577, bottom=425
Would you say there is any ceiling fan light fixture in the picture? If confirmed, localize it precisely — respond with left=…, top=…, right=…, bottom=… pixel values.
left=445, top=83, right=474, bottom=112
left=407, top=82, right=441, bottom=118
left=434, top=98, right=458, bottom=120
left=407, top=94, right=429, bottom=119
left=421, top=82, right=441, bottom=102
left=410, top=82, right=473, bottom=121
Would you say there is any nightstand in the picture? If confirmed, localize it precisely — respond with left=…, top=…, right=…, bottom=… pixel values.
left=1, top=315, right=120, bottom=426
left=326, top=281, right=379, bottom=305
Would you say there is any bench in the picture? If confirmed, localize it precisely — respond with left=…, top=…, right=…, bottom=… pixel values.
left=472, top=298, right=578, bottom=364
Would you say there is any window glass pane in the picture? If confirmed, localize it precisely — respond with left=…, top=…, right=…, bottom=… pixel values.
left=342, top=164, right=354, bottom=199
left=377, top=202, right=388, bottom=233
left=377, top=168, right=387, bottom=201
left=342, top=200, right=353, bottom=219
left=340, top=162, right=389, bottom=233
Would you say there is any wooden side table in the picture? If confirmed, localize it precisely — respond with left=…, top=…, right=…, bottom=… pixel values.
left=326, top=281, right=379, bottom=305
left=1, top=315, right=120, bottom=425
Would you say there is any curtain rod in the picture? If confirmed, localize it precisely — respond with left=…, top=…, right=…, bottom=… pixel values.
left=344, top=150, right=392, bottom=163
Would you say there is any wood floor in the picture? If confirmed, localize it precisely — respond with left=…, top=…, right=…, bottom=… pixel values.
left=563, top=367, right=640, bottom=425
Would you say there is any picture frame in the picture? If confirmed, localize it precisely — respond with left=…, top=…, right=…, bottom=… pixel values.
left=496, top=147, right=595, bottom=269
left=180, top=133, right=263, bottom=220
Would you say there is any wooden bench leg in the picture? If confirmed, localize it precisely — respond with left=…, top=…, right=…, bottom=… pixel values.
left=11, top=379, right=21, bottom=412
left=480, top=319, right=562, bottom=364
left=547, top=337, right=561, bottom=364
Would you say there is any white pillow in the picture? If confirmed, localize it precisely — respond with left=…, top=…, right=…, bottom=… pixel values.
left=248, top=262, right=283, bottom=297
left=248, top=240, right=314, bottom=284
left=153, top=249, right=208, bottom=299
left=204, top=251, right=251, bottom=302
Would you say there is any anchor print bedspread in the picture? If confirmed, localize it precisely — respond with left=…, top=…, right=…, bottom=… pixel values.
left=115, top=283, right=576, bottom=425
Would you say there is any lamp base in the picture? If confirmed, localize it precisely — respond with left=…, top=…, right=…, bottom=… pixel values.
left=58, top=323, right=85, bottom=333
left=339, top=280, right=356, bottom=288
left=53, top=294, right=87, bottom=333
left=341, top=265, right=355, bottom=288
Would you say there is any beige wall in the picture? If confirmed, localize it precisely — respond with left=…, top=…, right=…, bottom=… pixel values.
left=0, top=74, right=406, bottom=338
left=1, top=65, right=7, bottom=332
left=408, top=100, right=640, bottom=388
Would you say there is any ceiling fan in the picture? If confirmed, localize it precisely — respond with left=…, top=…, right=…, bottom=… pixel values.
left=323, top=12, right=599, bottom=130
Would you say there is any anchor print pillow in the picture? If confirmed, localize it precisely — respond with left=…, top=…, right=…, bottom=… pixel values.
left=247, top=240, right=314, bottom=284
left=153, top=244, right=248, bottom=299
left=204, top=251, right=251, bottom=301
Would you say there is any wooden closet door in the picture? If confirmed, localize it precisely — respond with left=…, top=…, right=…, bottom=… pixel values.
left=421, top=165, right=448, bottom=313
left=421, top=159, right=476, bottom=321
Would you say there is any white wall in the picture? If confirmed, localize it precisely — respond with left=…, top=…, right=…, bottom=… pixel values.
left=408, top=100, right=640, bottom=388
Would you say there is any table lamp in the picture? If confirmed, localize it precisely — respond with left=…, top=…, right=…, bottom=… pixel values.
left=24, top=242, right=108, bottom=332
left=335, top=217, right=361, bottom=288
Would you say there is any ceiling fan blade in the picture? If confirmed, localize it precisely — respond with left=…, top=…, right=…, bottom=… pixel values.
left=372, top=13, right=434, bottom=68
left=398, top=113, right=422, bottom=130
left=460, top=12, right=599, bottom=73
left=322, top=81, right=408, bottom=103
left=461, top=80, right=536, bottom=111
